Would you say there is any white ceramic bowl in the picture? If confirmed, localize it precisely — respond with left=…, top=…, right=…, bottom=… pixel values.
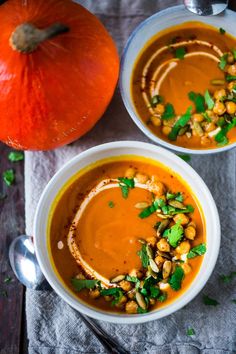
left=34, top=141, right=220, bottom=324
left=120, top=5, right=236, bottom=154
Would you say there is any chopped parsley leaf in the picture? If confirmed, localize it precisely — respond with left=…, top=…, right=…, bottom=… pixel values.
left=218, top=54, right=228, bottom=70
left=162, top=103, right=175, bottom=120
left=157, top=293, right=167, bottom=302
left=3, top=169, right=15, bottom=186
left=215, top=118, right=236, bottom=145
left=188, top=91, right=205, bottom=113
left=71, top=278, right=98, bottom=292
left=163, top=221, right=183, bottom=248
left=118, top=177, right=134, bottom=199
left=166, top=192, right=183, bottom=202
left=169, top=266, right=184, bottom=291
left=187, top=328, right=195, bottom=336
left=108, top=201, right=115, bottom=208
left=8, top=151, right=24, bottom=162
left=226, top=75, right=236, bottom=82
left=175, top=47, right=186, bottom=59
left=137, top=244, right=149, bottom=268
left=220, top=271, right=236, bottom=284
left=178, top=154, right=191, bottom=162
left=187, top=243, right=206, bottom=259
left=219, top=27, right=226, bottom=35
left=137, top=307, right=148, bottom=314
left=100, top=287, right=123, bottom=305
left=168, top=106, right=192, bottom=141
left=204, top=90, right=214, bottom=110
left=203, top=295, right=219, bottom=306
left=138, top=199, right=164, bottom=218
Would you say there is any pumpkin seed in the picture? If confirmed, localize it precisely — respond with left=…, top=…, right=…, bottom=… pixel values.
left=162, top=260, right=172, bottom=279
left=168, top=200, right=186, bottom=209
left=156, top=250, right=171, bottom=260
left=146, top=244, right=153, bottom=259
left=210, top=79, right=225, bottom=86
left=138, top=238, right=146, bottom=244
left=156, top=213, right=171, bottom=219
left=136, top=291, right=147, bottom=310
left=110, top=274, right=126, bottom=283
left=156, top=219, right=170, bottom=236
left=149, top=259, right=159, bottom=273
left=134, top=202, right=149, bottom=209
left=178, top=126, right=189, bottom=136
left=146, top=265, right=158, bottom=279
left=193, top=121, right=204, bottom=136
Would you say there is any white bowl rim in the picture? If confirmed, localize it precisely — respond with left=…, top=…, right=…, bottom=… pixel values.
left=119, top=4, right=236, bottom=155
left=34, top=140, right=221, bottom=324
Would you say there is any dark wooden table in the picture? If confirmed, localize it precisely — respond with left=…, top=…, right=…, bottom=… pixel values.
left=1, top=2, right=236, bottom=353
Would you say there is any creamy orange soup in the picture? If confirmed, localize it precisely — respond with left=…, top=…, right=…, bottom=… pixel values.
left=49, top=156, right=206, bottom=314
left=132, top=22, right=236, bottom=150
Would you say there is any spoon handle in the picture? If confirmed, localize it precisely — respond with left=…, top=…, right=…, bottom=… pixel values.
left=79, top=313, right=129, bottom=354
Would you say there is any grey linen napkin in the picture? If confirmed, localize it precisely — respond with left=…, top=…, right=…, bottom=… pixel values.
left=25, top=1, right=236, bottom=353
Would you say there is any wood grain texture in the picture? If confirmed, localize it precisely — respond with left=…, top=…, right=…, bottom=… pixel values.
left=0, top=143, right=25, bottom=354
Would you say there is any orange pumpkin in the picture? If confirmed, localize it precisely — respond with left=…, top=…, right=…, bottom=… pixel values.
left=0, top=0, right=119, bottom=150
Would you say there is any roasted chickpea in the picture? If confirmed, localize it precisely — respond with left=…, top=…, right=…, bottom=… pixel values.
left=227, top=80, right=236, bottom=91
left=154, top=103, right=165, bottom=115
left=135, top=172, right=149, bottom=184
left=147, top=178, right=166, bottom=196
left=162, top=126, right=172, bottom=136
left=213, top=89, right=226, bottom=100
left=205, top=110, right=219, bottom=123
left=149, top=298, right=156, bottom=306
left=227, top=52, right=235, bottom=64
left=115, top=295, right=127, bottom=308
left=157, top=238, right=170, bottom=252
left=119, top=280, right=132, bottom=292
left=213, top=101, right=226, bottom=116
left=104, top=295, right=112, bottom=302
left=146, top=236, right=157, bottom=247
left=176, top=241, right=191, bottom=255
left=192, top=113, right=204, bottom=122
left=227, top=64, right=236, bottom=75
left=89, top=289, right=100, bottom=299
left=125, top=167, right=136, bottom=179
left=204, top=122, right=216, bottom=132
left=181, top=263, right=192, bottom=275
left=150, top=116, right=162, bottom=127
left=154, top=255, right=165, bottom=267
left=184, top=226, right=196, bottom=240
left=173, top=213, right=189, bottom=225
left=226, top=101, right=236, bottom=115
left=125, top=300, right=138, bottom=314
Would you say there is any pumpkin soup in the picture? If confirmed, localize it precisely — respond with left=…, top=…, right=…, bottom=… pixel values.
left=132, top=22, right=236, bottom=149
left=49, top=157, right=206, bottom=314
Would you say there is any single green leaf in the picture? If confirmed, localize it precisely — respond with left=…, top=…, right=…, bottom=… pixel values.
left=169, top=266, right=184, bottom=291
left=71, top=278, right=98, bottom=292
left=137, top=244, right=149, bottom=268
left=162, top=204, right=194, bottom=216
left=137, top=307, right=148, bottom=314
left=138, top=199, right=163, bottom=218
left=3, top=277, right=12, bottom=284
left=226, top=75, right=236, bottom=82
left=187, top=328, right=195, bottom=336
left=187, top=243, right=207, bottom=259
left=204, top=90, right=214, bottom=110
left=166, top=192, right=183, bottom=202
left=150, top=95, right=163, bottom=107
left=108, top=201, right=115, bottom=208
left=168, top=106, right=192, bottom=141
left=188, top=91, right=205, bottom=113
left=220, top=271, right=236, bottom=284
left=203, top=295, right=219, bottom=306
left=119, top=184, right=129, bottom=199
left=202, top=112, right=212, bottom=122
left=118, top=177, right=135, bottom=188
left=157, top=293, right=167, bottom=302
left=162, top=103, right=175, bottom=120
left=8, top=151, right=24, bottom=162
left=3, top=169, right=15, bottom=186
left=100, top=287, right=123, bottom=305
left=215, top=118, right=236, bottom=145
left=178, top=154, right=191, bottom=162
left=175, top=47, right=186, bottom=59
left=150, top=286, right=160, bottom=299
left=219, top=27, right=226, bottom=35
left=163, top=221, right=183, bottom=248
left=232, top=49, right=236, bottom=60
left=218, top=54, right=228, bottom=70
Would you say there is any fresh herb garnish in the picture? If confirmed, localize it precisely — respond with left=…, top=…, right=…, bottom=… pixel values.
left=137, top=307, right=148, bottom=314
left=3, top=277, right=12, bottom=284
left=8, top=151, right=24, bottom=162
left=226, top=75, right=236, bottom=82
left=218, top=54, right=228, bottom=70
left=169, top=266, right=184, bottom=291
left=220, top=271, right=236, bottom=284
left=108, top=201, right=115, bottom=208
left=137, top=244, right=149, bottom=268
left=3, top=169, right=15, bottom=186
left=71, top=278, right=98, bottom=291
left=161, top=204, right=194, bottom=216
left=150, top=95, right=163, bottom=107
left=204, top=90, right=214, bottom=110
left=203, top=295, right=219, bottom=306
left=118, top=177, right=135, bottom=199
left=163, top=221, right=183, bottom=248
left=126, top=275, right=140, bottom=289
left=188, top=91, right=205, bottom=113
left=161, top=103, right=175, bottom=120
left=157, top=293, right=167, bottom=302
left=232, top=49, right=236, bottom=60
left=187, top=328, right=195, bottom=336
left=168, top=106, right=192, bottom=141
left=187, top=243, right=206, bottom=259
left=100, top=287, right=123, bottom=305
left=166, top=192, right=183, bottom=202
left=202, top=111, right=212, bottom=122
left=175, top=47, right=186, bottom=59
left=215, top=118, right=236, bottom=146
left=219, top=27, right=226, bottom=35
left=178, top=154, right=191, bottom=162
left=138, top=199, right=165, bottom=218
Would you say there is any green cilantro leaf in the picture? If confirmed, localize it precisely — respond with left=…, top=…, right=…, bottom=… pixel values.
left=232, top=49, right=236, bottom=60
left=168, top=106, right=192, bottom=141
left=178, top=154, right=191, bottom=162
left=215, top=118, right=236, bottom=145
left=118, top=177, right=135, bottom=199
left=71, top=278, right=98, bottom=292
left=226, top=75, right=236, bottom=82
left=163, top=221, right=183, bottom=248
left=150, top=286, right=160, bottom=299
left=220, top=271, right=236, bottom=284
left=137, top=307, right=148, bottom=314
left=157, top=293, right=167, bottom=302
left=162, top=103, right=175, bottom=120
left=219, top=27, right=226, bottom=35
left=3, top=169, right=15, bottom=186
left=8, top=151, right=24, bottom=162
left=166, top=192, right=183, bottom=202
left=108, top=201, right=115, bottom=208
left=100, top=287, right=123, bottom=305
left=187, top=328, right=195, bottom=336
left=202, top=111, right=212, bottom=122
left=162, top=204, right=194, bottom=216
left=218, top=54, right=228, bottom=70
left=203, top=295, right=219, bottom=306
left=188, top=91, right=205, bottom=113
left=137, top=244, right=149, bottom=268
left=187, top=243, right=207, bottom=259
left=138, top=199, right=164, bottom=218
left=169, top=266, right=184, bottom=291
left=175, top=47, right=186, bottom=59
left=204, top=90, right=214, bottom=110
left=150, top=95, right=163, bottom=107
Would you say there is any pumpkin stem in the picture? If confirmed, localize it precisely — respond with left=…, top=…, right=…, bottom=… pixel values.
left=9, top=23, right=69, bottom=53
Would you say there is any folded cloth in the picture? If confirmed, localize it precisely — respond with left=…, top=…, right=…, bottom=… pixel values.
left=25, top=1, right=236, bottom=353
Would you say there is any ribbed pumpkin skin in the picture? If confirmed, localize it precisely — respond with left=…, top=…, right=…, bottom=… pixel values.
left=0, top=0, right=119, bottom=150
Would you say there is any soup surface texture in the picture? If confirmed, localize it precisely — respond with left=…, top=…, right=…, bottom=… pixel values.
left=132, top=22, right=236, bottom=150
left=49, top=157, right=206, bottom=314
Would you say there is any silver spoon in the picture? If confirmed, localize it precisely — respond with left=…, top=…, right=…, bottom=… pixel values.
left=184, top=0, right=228, bottom=15
left=9, top=235, right=129, bottom=354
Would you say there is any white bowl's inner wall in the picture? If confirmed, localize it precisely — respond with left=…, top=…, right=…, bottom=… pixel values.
left=120, top=6, right=236, bottom=154
left=34, top=142, right=220, bottom=324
